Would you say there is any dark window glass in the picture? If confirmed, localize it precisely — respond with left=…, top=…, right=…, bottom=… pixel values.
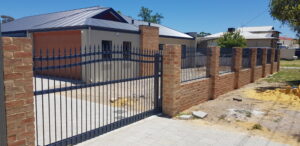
left=102, top=40, right=112, bottom=59
left=123, top=41, right=131, bottom=59
left=159, top=44, right=164, bottom=50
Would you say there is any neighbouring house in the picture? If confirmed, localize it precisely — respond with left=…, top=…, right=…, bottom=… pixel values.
left=198, top=26, right=280, bottom=49
left=278, top=36, right=299, bottom=60
left=278, top=36, right=299, bottom=49
left=1, top=6, right=196, bottom=82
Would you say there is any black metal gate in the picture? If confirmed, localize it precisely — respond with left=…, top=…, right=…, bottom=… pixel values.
left=33, top=46, right=162, bottom=146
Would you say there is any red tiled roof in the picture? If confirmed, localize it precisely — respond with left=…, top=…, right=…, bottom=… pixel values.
left=279, top=36, right=294, bottom=40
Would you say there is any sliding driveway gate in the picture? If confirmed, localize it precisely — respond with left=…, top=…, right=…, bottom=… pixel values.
left=33, top=46, right=162, bottom=145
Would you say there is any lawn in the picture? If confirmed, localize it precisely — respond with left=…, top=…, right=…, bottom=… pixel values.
left=265, top=69, right=300, bottom=86
left=280, top=59, right=300, bottom=67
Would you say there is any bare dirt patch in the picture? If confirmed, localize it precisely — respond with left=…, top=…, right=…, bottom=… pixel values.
left=180, top=80, right=300, bottom=146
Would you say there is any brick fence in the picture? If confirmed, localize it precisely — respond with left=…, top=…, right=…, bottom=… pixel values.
left=1, top=37, right=35, bottom=146
left=162, top=45, right=280, bottom=117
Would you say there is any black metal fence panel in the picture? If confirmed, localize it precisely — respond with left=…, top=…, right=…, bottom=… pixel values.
left=267, top=49, right=272, bottom=64
left=33, top=46, right=162, bottom=146
left=242, top=48, right=251, bottom=69
left=219, top=48, right=233, bottom=74
left=181, top=48, right=208, bottom=82
left=256, top=48, right=263, bottom=66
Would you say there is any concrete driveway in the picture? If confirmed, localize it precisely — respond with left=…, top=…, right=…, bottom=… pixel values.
left=76, top=115, right=287, bottom=146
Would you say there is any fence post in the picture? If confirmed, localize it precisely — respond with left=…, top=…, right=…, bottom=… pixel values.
left=233, top=47, right=242, bottom=89
left=270, top=48, right=275, bottom=74
left=2, top=37, right=35, bottom=146
left=0, top=24, right=8, bottom=146
left=277, top=49, right=281, bottom=72
left=207, top=47, right=220, bottom=100
left=250, top=48, right=257, bottom=82
left=162, top=44, right=181, bottom=117
left=262, top=48, right=267, bottom=77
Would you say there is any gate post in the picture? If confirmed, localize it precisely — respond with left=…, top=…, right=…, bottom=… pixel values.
left=162, top=44, right=181, bottom=117
left=2, top=37, right=35, bottom=146
left=0, top=22, right=7, bottom=146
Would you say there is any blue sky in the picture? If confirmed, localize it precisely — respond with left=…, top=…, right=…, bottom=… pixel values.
left=1, top=0, right=297, bottom=38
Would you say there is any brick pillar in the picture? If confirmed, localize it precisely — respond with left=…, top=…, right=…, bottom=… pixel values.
left=233, top=47, right=242, bottom=89
left=162, top=44, right=181, bottom=117
left=207, top=47, right=220, bottom=99
left=139, top=25, right=159, bottom=76
left=277, top=49, right=281, bottom=72
left=2, top=37, right=35, bottom=146
left=262, top=48, right=267, bottom=77
left=250, top=48, right=257, bottom=82
left=270, top=48, right=275, bottom=74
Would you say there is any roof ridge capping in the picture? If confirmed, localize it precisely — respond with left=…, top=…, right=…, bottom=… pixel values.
left=18, top=6, right=108, bottom=20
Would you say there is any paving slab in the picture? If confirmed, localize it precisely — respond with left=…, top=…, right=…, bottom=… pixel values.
left=76, top=116, right=288, bottom=146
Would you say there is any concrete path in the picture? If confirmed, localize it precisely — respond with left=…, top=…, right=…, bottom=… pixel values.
left=77, top=116, right=287, bottom=146
left=280, top=67, right=300, bottom=69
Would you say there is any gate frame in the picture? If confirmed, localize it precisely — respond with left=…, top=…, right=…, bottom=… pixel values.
left=0, top=18, right=8, bottom=146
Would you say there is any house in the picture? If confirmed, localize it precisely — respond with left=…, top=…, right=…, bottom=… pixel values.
left=278, top=36, right=299, bottom=60
left=278, top=36, right=299, bottom=49
left=1, top=6, right=196, bottom=82
left=198, top=26, right=280, bottom=49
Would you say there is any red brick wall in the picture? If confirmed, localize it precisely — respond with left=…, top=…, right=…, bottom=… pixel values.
left=273, top=62, right=278, bottom=72
left=265, top=64, right=271, bottom=76
left=179, top=78, right=210, bottom=111
left=239, top=69, right=251, bottom=87
left=2, top=37, right=35, bottom=146
left=215, top=73, right=235, bottom=97
left=254, top=66, right=263, bottom=80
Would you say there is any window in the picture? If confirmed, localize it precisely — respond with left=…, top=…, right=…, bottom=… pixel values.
left=181, top=45, right=187, bottom=58
left=159, top=44, right=164, bottom=50
left=123, top=41, right=131, bottom=59
left=102, top=40, right=112, bottom=59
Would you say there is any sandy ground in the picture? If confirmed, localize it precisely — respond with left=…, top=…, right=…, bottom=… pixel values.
left=182, top=80, right=300, bottom=146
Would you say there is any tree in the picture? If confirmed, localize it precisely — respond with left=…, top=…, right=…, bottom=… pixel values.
left=269, top=0, right=300, bottom=39
left=138, top=7, right=164, bottom=24
left=197, top=32, right=211, bottom=37
left=217, top=31, right=247, bottom=48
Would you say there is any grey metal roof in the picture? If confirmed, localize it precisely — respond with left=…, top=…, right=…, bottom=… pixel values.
left=2, top=6, right=193, bottom=39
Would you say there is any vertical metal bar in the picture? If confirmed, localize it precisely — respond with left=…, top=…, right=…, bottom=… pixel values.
left=70, top=48, right=74, bottom=144
left=75, top=48, right=78, bottom=143
left=40, top=48, right=45, bottom=146
left=53, top=48, right=57, bottom=143
left=93, top=45, right=96, bottom=136
left=59, top=48, right=63, bottom=144
left=46, top=48, right=52, bottom=144
left=0, top=19, right=8, bottom=146
left=64, top=48, right=68, bottom=145
left=89, top=46, right=92, bottom=138
left=154, top=53, right=159, bottom=110
left=34, top=47, right=39, bottom=146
